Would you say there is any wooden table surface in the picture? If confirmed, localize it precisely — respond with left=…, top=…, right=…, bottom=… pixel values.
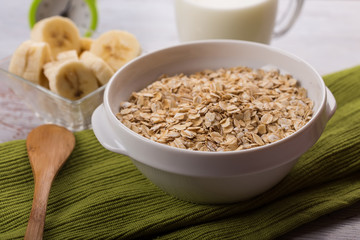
left=1, top=0, right=359, bottom=239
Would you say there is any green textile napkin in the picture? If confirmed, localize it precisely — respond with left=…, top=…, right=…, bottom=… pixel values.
left=1, top=66, right=360, bottom=240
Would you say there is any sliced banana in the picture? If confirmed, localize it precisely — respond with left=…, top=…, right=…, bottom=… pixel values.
left=9, top=40, right=52, bottom=88
left=31, top=16, right=81, bottom=59
left=80, top=51, right=114, bottom=86
left=56, top=50, right=79, bottom=62
left=43, top=50, right=79, bottom=81
left=11, top=16, right=142, bottom=100
left=90, top=30, right=141, bottom=72
left=43, top=61, right=58, bottom=85
left=45, top=60, right=99, bottom=100
left=80, top=37, right=94, bottom=52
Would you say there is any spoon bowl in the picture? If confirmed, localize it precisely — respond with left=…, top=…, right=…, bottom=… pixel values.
left=25, top=124, right=75, bottom=240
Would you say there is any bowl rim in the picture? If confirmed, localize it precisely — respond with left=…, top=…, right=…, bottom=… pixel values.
left=103, top=39, right=326, bottom=156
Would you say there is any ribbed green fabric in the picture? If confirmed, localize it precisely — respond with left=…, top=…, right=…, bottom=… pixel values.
left=1, top=66, right=360, bottom=240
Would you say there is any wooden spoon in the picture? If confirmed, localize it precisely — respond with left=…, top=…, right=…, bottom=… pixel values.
left=24, top=124, right=75, bottom=240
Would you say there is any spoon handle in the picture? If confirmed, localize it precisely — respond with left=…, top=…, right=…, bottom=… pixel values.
left=24, top=177, right=53, bottom=240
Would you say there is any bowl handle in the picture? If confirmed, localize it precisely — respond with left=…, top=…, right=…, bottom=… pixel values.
left=92, top=104, right=129, bottom=155
left=325, top=87, right=337, bottom=121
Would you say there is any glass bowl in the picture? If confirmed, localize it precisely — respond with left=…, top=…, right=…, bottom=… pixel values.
left=0, top=56, right=105, bottom=131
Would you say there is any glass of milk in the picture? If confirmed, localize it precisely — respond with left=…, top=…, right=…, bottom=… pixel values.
left=174, top=0, right=304, bottom=44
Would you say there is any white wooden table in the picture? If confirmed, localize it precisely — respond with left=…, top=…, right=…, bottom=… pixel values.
left=0, top=0, right=359, bottom=238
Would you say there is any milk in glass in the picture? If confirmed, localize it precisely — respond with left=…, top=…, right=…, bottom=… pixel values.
left=175, top=0, right=278, bottom=43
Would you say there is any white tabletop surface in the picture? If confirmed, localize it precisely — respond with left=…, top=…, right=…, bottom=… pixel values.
left=0, top=0, right=359, bottom=239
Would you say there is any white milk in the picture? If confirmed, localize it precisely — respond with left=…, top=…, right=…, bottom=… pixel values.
left=175, top=0, right=278, bottom=43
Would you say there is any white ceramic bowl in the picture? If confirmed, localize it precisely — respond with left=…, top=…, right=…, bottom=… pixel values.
left=92, top=40, right=336, bottom=204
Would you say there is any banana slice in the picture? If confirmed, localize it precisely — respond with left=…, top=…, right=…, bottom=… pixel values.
left=43, top=61, right=58, bottom=85
left=80, top=51, right=114, bottom=86
left=56, top=50, right=79, bottom=62
left=43, top=50, right=79, bottom=80
left=90, top=30, right=141, bottom=72
left=31, top=16, right=81, bottom=59
left=9, top=40, right=52, bottom=88
left=80, top=37, right=94, bottom=52
left=45, top=60, right=99, bottom=100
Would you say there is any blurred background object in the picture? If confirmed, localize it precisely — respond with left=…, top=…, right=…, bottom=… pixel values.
left=28, top=0, right=98, bottom=36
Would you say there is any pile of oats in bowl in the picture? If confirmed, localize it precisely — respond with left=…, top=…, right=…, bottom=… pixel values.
left=116, top=66, right=313, bottom=152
